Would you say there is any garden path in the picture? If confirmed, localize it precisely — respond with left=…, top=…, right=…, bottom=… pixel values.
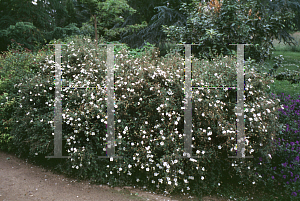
left=0, top=150, right=226, bottom=201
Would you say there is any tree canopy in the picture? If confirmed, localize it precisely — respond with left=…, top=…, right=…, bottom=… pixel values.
left=0, top=0, right=299, bottom=56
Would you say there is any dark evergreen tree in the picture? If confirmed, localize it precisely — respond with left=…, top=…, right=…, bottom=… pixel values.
left=0, top=0, right=90, bottom=54
left=113, top=0, right=194, bottom=56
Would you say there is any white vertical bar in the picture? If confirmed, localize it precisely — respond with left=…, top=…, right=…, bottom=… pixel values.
left=46, top=44, right=69, bottom=159
left=183, top=44, right=192, bottom=158
left=228, top=44, right=253, bottom=159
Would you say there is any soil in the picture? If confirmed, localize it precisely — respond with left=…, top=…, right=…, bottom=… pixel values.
left=0, top=150, right=228, bottom=201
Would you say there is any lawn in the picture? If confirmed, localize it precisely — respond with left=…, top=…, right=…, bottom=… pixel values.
left=260, top=31, right=300, bottom=101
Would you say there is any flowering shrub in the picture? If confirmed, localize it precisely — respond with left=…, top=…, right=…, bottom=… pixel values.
left=251, top=93, right=300, bottom=200
left=2, top=35, right=286, bottom=199
left=0, top=41, right=52, bottom=153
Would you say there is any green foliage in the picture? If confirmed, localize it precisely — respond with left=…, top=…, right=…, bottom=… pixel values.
left=0, top=40, right=54, bottom=156
left=117, top=1, right=192, bottom=54
left=79, top=0, right=147, bottom=42
left=0, top=22, right=46, bottom=53
left=0, top=93, right=15, bottom=152
left=79, top=22, right=95, bottom=37
left=0, top=0, right=93, bottom=54
left=273, top=32, right=300, bottom=52
left=261, top=52, right=300, bottom=95
left=161, top=0, right=296, bottom=63
left=267, top=79, right=300, bottom=101
left=50, top=23, right=82, bottom=40
left=2, top=35, right=284, bottom=199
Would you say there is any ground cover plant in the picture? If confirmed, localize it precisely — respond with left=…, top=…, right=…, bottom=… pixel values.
left=0, top=34, right=290, bottom=200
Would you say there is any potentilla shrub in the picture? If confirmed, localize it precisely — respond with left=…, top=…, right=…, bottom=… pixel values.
left=9, top=35, right=283, bottom=198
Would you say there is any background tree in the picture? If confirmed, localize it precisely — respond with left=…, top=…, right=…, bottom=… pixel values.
left=0, top=0, right=90, bottom=54
left=1, top=0, right=299, bottom=57
left=0, top=0, right=52, bottom=53
left=112, top=0, right=194, bottom=55
left=160, top=0, right=299, bottom=62
left=78, top=0, right=147, bottom=45
left=114, top=0, right=300, bottom=58
left=261, top=0, right=300, bottom=43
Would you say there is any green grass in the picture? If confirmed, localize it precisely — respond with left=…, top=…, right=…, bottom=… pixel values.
left=256, top=32, right=300, bottom=100
left=271, top=31, right=300, bottom=52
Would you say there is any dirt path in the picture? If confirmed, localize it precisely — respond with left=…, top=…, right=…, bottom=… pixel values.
left=0, top=150, right=227, bottom=201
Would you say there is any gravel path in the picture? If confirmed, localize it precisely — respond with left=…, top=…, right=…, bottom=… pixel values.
left=0, top=150, right=227, bottom=201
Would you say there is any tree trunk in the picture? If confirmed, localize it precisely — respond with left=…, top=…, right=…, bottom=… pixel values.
left=93, top=14, right=98, bottom=47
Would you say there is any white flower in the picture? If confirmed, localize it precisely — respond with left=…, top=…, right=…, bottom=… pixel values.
left=188, top=176, right=194, bottom=180
left=201, top=176, right=205, bottom=180
left=190, top=158, right=197, bottom=162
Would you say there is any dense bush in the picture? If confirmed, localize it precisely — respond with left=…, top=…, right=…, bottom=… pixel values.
left=0, top=40, right=53, bottom=153
left=257, top=93, right=300, bottom=199
left=1, top=34, right=285, bottom=199
left=0, top=22, right=46, bottom=53
left=161, top=0, right=296, bottom=64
